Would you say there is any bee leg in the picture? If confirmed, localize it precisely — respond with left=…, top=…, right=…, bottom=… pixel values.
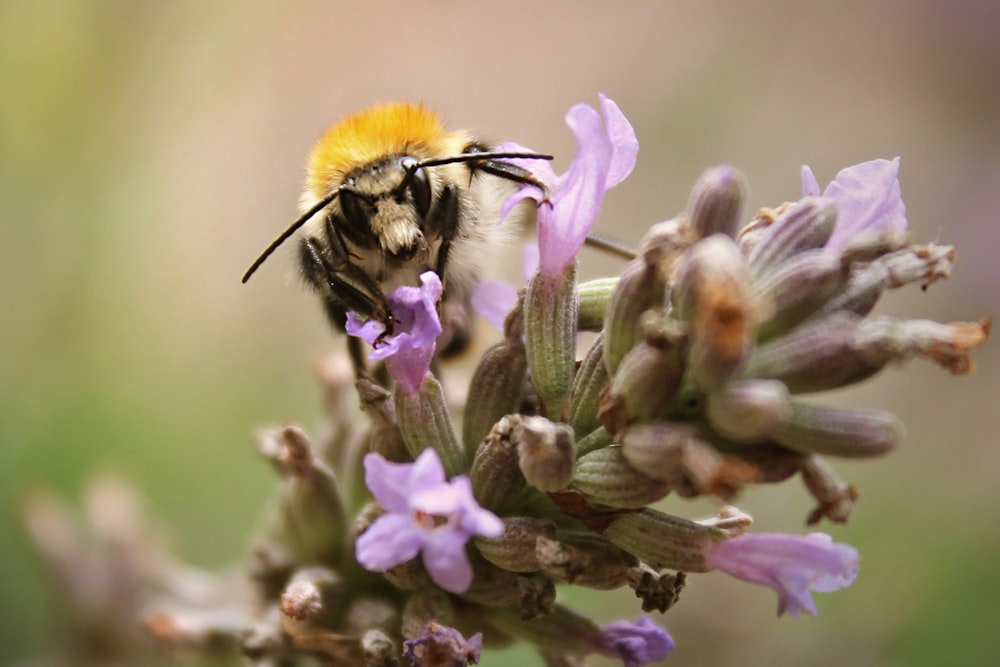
left=299, top=236, right=384, bottom=375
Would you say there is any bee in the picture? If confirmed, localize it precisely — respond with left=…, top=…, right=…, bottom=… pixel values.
left=242, top=102, right=550, bottom=367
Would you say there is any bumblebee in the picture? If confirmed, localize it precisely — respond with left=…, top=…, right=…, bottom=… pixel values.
left=243, top=102, right=549, bottom=363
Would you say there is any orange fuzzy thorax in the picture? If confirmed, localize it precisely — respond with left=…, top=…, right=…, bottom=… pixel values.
left=305, top=102, right=468, bottom=199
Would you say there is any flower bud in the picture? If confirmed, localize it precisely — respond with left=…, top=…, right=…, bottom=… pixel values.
left=687, top=165, right=749, bottom=239
left=604, top=218, right=694, bottom=374
left=599, top=315, right=685, bottom=437
left=475, top=516, right=556, bottom=573
left=259, top=426, right=346, bottom=563
left=524, top=265, right=578, bottom=413
left=749, top=313, right=991, bottom=393
left=536, top=530, right=637, bottom=590
left=463, top=337, right=528, bottom=451
left=569, top=332, right=609, bottom=439
left=394, top=375, right=464, bottom=476
left=602, top=509, right=724, bottom=572
left=753, top=249, right=847, bottom=337
left=469, top=416, right=527, bottom=512
left=819, top=243, right=954, bottom=318
left=619, top=422, right=722, bottom=496
left=514, top=416, right=576, bottom=492
left=572, top=446, right=671, bottom=508
left=576, top=426, right=614, bottom=457
left=578, top=277, right=618, bottom=331
left=705, top=379, right=791, bottom=444
left=672, top=234, right=756, bottom=389
left=747, top=197, right=838, bottom=278
left=773, top=402, right=903, bottom=458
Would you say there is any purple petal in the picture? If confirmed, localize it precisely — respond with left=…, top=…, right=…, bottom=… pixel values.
left=363, top=450, right=446, bottom=512
left=498, top=184, right=546, bottom=225
left=801, top=165, right=821, bottom=197
left=422, top=535, right=475, bottom=593
left=599, top=94, right=639, bottom=189
left=822, top=157, right=907, bottom=251
left=593, top=617, right=675, bottom=667
left=538, top=103, right=614, bottom=274
left=452, top=477, right=505, bottom=537
left=471, top=280, right=518, bottom=332
left=345, top=312, right=386, bottom=346
left=355, top=512, right=422, bottom=571
left=705, top=532, right=859, bottom=617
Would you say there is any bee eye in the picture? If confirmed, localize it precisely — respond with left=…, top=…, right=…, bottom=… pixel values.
left=400, top=158, right=432, bottom=219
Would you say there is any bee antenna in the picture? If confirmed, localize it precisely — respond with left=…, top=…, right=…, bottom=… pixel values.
left=417, top=151, right=554, bottom=169
left=241, top=188, right=341, bottom=284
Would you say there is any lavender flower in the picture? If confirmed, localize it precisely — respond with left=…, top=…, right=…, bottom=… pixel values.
left=800, top=158, right=907, bottom=251
left=592, top=617, right=675, bottom=667
left=704, top=532, right=860, bottom=617
left=355, top=449, right=504, bottom=594
left=403, top=622, right=483, bottom=667
left=346, top=271, right=442, bottom=394
left=499, top=94, right=638, bottom=275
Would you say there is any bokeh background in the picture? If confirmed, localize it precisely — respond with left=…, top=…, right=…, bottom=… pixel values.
left=2, top=1, right=998, bottom=665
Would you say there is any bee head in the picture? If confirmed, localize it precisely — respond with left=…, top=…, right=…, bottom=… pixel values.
left=338, top=155, right=434, bottom=261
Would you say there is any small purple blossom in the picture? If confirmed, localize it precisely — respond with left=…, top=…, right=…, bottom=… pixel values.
left=355, top=449, right=504, bottom=594
left=801, top=158, right=907, bottom=252
left=403, top=621, right=483, bottom=667
left=704, top=532, right=860, bottom=617
left=498, top=94, right=638, bottom=276
left=593, top=617, right=675, bottom=667
left=345, top=270, right=442, bottom=395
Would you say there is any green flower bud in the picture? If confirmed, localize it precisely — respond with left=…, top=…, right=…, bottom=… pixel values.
left=572, top=446, right=671, bottom=508
left=569, top=332, right=609, bottom=439
left=463, top=337, right=528, bottom=452
left=470, top=416, right=527, bottom=512
left=577, top=277, right=619, bottom=331
left=599, top=314, right=685, bottom=437
left=475, top=517, right=556, bottom=573
left=524, top=266, right=578, bottom=414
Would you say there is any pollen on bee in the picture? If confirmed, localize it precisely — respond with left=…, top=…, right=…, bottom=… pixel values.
left=305, top=102, right=462, bottom=199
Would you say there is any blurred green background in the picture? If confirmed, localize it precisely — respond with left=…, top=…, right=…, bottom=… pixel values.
left=2, top=1, right=998, bottom=665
